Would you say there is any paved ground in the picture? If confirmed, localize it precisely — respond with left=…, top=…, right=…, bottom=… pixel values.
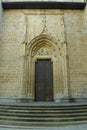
left=0, top=124, right=87, bottom=130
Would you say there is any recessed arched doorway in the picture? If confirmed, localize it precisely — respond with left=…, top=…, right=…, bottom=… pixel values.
left=35, top=59, right=53, bottom=102
left=23, top=34, right=68, bottom=102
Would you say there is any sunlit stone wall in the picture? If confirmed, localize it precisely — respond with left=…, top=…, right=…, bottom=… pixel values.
left=0, top=0, right=87, bottom=102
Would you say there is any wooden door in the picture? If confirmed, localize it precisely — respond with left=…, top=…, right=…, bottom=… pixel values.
left=35, top=59, right=53, bottom=101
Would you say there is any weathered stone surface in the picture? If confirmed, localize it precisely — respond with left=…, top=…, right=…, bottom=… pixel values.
left=0, top=0, right=87, bottom=102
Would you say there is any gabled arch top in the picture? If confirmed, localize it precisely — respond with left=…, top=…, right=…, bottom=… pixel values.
left=27, top=34, right=58, bottom=51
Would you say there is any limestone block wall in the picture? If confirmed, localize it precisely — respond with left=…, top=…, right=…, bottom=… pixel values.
left=64, top=6, right=87, bottom=99
left=0, top=1, right=3, bottom=42
left=0, top=9, right=25, bottom=98
left=0, top=8, right=66, bottom=100
left=0, top=1, right=87, bottom=102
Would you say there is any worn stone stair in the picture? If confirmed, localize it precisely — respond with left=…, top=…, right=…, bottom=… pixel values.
left=0, top=102, right=87, bottom=128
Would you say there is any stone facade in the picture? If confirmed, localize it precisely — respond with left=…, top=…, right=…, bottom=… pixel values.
left=0, top=0, right=87, bottom=102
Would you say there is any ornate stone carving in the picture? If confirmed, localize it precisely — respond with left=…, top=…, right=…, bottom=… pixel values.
left=36, top=47, right=51, bottom=56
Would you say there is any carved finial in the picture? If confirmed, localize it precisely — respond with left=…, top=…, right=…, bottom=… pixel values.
left=24, top=15, right=28, bottom=45
left=41, top=15, right=48, bottom=34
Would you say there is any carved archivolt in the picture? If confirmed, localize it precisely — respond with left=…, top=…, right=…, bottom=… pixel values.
left=27, top=34, right=57, bottom=56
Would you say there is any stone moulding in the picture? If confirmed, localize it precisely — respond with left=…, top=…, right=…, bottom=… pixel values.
left=2, top=2, right=86, bottom=10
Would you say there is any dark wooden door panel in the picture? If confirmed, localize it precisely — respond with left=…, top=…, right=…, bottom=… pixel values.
left=45, top=60, right=53, bottom=101
left=35, top=60, right=45, bottom=101
left=35, top=59, right=53, bottom=101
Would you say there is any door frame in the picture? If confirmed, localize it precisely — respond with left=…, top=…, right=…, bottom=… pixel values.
left=35, top=58, right=54, bottom=101
left=34, top=57, right=54, bottom=100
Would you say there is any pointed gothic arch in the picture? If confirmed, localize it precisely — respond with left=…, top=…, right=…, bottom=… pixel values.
left=27, top=34, right=57, bottom=56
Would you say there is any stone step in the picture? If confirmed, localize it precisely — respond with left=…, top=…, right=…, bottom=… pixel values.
left=0, top=111, right=87, bottom=116
left=0, top=112, right=87, bottom=117
left=0, top=102, right=87, bottom=106
left=0, top=104, right=87, bottom=109
left=5, top=109, right=87, bottom=112
left=0, top=110, right=87, bottom=115
left=0, top=103, right=87, bottom=127
left=0, top=120, right=87, bottom=127
left=0, top=115, right=87, bottom=121
left=0, top=106, right=87, bottom=110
